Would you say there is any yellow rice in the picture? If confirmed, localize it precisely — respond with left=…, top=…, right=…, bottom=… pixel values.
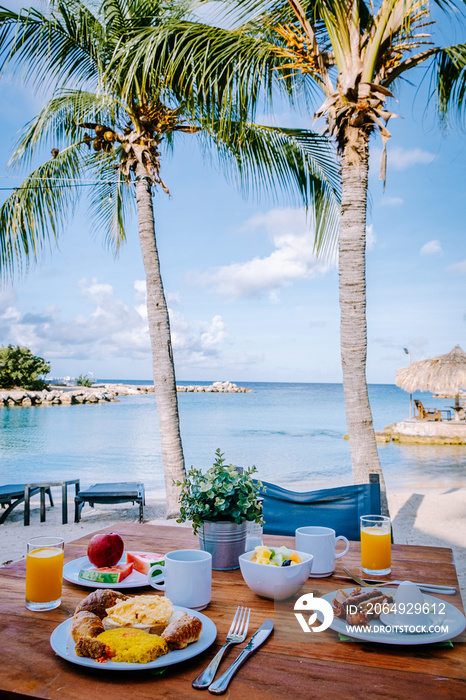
left=97, top=628, right=168, bottom=663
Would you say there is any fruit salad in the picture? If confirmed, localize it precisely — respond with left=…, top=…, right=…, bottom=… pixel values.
left=250, top=545, right=302, bottom=567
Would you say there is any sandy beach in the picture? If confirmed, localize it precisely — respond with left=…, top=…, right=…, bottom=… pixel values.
left=1, top=485, right=465, bottom=603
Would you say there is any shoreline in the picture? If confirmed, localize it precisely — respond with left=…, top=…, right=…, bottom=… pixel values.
left=0, top=381, right=251, bottom=406
left=1, top=485, right=464, bottom=604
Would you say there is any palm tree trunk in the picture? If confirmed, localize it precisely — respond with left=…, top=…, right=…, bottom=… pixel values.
left=134, top=167, right=185, bottom=518
left=339, top=129, right=389, bottom=516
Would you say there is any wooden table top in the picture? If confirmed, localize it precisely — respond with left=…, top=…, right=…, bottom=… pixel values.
left=1, top=523, right=465, bottom=700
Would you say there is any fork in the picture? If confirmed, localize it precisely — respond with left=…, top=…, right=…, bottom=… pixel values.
left=192, top=606, right=251, bottom=690
left=342, top=567, right=457, bottom=595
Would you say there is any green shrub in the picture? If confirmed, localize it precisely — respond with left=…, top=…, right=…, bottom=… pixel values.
left=0, top=345, right=50, bottom=390
left=76, top=374, right=93, bottom=387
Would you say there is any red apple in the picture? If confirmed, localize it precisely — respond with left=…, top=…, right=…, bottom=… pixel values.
left=87, top=533, right=124, bottom=568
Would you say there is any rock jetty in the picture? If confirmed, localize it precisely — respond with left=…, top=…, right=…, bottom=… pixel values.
left=0, top=381, right=251, bottom=406
left=176, top=381, right=251, bottom=393
left=0, top=387, right=117, bottom=406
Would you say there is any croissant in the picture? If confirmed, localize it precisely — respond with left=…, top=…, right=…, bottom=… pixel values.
left=71, top=611, right=105, bottom=641
left=75, top=589, right=129, bottom=619
left=161, top=615, right=202, bottom=650
left=71, top=611, right=109, bottom=659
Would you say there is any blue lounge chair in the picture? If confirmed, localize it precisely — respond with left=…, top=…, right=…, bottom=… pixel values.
left=0, top=484, right=54, bottom=525
left=75, top=482, right=145, bottom=523
left=258, top=475, right=381, bottom=541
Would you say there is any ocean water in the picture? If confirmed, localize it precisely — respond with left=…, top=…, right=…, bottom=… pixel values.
left=0, top=382, right=465, bottom=493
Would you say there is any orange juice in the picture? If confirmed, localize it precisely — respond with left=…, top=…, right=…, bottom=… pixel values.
left=361, top=528, right=391, bottom=573
left=26, top=547, right=64, bottom=604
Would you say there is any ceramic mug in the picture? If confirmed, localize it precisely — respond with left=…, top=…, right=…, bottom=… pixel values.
left=148, top=549, right=212, bottom=610
left=295, top=526, right=350, bottom=577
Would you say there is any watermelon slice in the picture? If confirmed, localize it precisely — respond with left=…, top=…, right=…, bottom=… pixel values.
left=126, top=552, right=165, bottom=576
left=79, top=563, right=133, bottom=583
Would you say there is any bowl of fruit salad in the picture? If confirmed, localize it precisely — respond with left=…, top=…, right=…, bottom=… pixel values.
left=239, top=545, right=313, bottom=600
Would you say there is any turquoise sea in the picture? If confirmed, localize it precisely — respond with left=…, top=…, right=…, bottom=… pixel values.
left=0, top=382, right=465, bottom=492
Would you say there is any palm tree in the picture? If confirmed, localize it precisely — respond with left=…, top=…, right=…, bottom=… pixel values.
left=0, top=0, right=340, bottom=515
left=136, top=0, right=466, bottom=513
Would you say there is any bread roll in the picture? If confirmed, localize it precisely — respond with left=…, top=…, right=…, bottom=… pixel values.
left=74, top=589, right=129, bottom=619
left=71, top=610, right=109, bottom=659
left=161, top=615, right=202, bottom=650
left=71, top=611, right=105, bottom=642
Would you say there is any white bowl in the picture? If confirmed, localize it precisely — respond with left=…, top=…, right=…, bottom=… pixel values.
left=239, top=550, right=313, bottom=601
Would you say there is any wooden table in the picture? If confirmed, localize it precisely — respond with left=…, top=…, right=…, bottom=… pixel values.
left=1, top=523, right=465, bottom=699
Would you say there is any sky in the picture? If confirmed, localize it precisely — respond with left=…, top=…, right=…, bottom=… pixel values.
left=0, top=2, right=465, bottom=384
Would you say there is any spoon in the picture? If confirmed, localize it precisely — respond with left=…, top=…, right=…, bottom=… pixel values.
left=342, top=567, right=457, bottom=595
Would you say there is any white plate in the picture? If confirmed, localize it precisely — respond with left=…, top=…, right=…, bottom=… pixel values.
left=50, top=606, right=217, bottom=671
left=318, top=587, right=466, bottom=645
left=378, top=610, right=433, bottom=629
left=63, top=552, right=158, bottom=589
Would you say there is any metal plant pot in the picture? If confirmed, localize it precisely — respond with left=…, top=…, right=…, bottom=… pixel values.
left=198, top=520, right=247, bottom=570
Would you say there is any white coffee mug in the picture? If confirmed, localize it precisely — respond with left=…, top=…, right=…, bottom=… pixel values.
left=295, top=526, right=350, bottom=577
left=148, top=549, right=212, bottom=610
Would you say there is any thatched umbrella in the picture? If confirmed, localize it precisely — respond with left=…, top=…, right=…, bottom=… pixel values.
left=396, top=345, right=466, bottom=415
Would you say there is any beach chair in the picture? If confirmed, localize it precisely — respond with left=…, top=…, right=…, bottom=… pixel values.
left=0, top=484, right=54, bottom=525
left=74, top=482, right=145, bottom=523
left=413, top=399, right=449, bottom=421
left=258, top=475, right=381, bottom=541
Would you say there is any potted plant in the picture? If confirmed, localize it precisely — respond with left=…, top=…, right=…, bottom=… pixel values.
left=176, top=449, right=264, bottom=570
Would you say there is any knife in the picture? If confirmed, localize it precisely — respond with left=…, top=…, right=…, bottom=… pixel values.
left=208, top=619, right=274, bottom=695
left=334, top=575, right=457, bottom=595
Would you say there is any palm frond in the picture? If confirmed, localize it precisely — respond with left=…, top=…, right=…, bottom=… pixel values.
left=0, top=1, right=103, bottom=92
left=0, top=144, right=86, bottom=278
left=8, top=89, right=125, bottom=171
left=434, top=44, right=466, bottom=125
left=86, top=149, right=134, bottom=251
left=199, top=121, right=340, bottom=256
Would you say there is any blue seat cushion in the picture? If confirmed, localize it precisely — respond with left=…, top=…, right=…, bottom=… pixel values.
left=259, top=480, right=381, bottom=540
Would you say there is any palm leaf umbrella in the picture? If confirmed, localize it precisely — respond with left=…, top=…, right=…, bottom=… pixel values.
left=396, top=345, right=466, bottom=410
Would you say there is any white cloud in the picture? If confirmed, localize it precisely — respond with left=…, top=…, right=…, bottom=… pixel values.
left=379, top=196, right=404, bottom=207
left=449, top=260, right=466, bottom=274
left=200, top=315, right=228, bottom=349
left=78, top=278, right=114, bottom=300
left=366, top=225, right=376, bottom=251
left=0, top=279, right=231, bottom=367
left=194, top=208, right=335, bottom=299
left=371, top=146, right=436, bottom=172
left=420, top=240, right=443, bottom=256
left=388, top=146, right=437, bottom=170
left=134, top=280, right=146, bottom=294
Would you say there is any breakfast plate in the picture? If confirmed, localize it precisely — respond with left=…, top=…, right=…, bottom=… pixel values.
left=63, top=552, right=156, bottom=589
left=50, top=605, right=217, bottom=670
left=317, top=587, right=466, bottom=645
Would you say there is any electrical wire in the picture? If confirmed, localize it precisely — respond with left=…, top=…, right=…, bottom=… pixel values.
left=0, top=184, right=109, bottom=190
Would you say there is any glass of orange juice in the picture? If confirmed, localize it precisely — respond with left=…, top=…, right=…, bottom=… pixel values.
left=360, top=515, right=391, bottom=576
left=26, top=536, right=64, bottom=611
